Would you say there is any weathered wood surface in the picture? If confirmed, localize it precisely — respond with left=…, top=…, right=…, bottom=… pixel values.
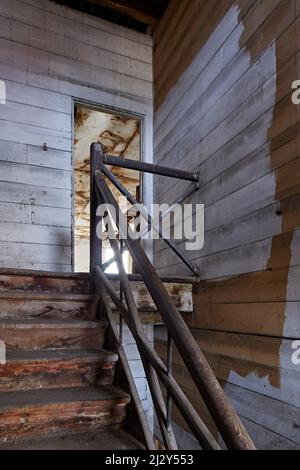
left=109, top=280, right=193, bottom=315
left=0, top=271, right=90, bottom=293
left=0, top=350, right=118, bottom=392
left=0, top=272, right=193, bottom=317
left=0, top=320, right=107, bottom=351
left=0, top=268, right=139, bottom=447
left=0, top=293, right=98, bottom=321
left=153, top=0, right=300, bottom=449
left=1, top=429, right=145, bottom=450
left=0, top=0, right=153, bottom=271
left=0, top=270, right=174, bottom=433
left=155, top=336, right=300, bottom=448
left=0, top=386, right=130, bottom=444
left=72, top=0, right=164, bottom=28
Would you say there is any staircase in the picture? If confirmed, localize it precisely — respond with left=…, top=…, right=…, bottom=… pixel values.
left=0, top=270, right=134, bottom=449
left=86, top=143, right=255, bottom=450
left=0, top=141, right=256, bottom=450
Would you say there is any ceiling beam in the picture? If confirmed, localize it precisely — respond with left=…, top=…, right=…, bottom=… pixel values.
left=84, top=0, right=163, bottom=27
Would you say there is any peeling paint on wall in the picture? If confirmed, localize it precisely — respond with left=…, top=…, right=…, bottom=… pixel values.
left=153, top=0, right=300, bottom=449
left=74, top=106, right=141, bottom=272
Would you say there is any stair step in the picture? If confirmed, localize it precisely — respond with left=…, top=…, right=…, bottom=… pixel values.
left=0, top=270, right=90, bottom=294
left=110, top=280, right=193, bottom=314
left=0, top=386, right=131, bottom=445
left=0, top=292, right=98, bottom=320
left=5, top=349, right=118, bottom=363
left=0, top=349, right=118, bottom=392
left=0, top=270, right=193, bottom=321
left=0, top=320, right=107, bottom=350
left=1, top=429, right=144, bottom=450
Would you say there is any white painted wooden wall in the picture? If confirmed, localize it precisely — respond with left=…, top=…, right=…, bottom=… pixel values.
left=120, top=323, right=154, bottom=431
left=0, top=0, right=153, bottom=272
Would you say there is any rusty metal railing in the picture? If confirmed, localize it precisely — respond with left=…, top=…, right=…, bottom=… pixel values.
left=90, top=143, right=255, bottom=450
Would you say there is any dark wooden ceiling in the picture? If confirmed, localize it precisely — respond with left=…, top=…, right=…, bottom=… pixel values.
left=53, top=0, right=169, bottom=33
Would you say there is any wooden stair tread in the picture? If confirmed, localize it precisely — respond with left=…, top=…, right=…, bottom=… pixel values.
left=0, top=349, right=118, bottom=392
left=0, top=270, right=136, bottom=444
left=0, top=292, right=96, bottom=301
left=1, top=429, right=144, bottom=450
left=0, top=320, right=106, bottom=351
left=0, top=386, right=131, bottom=444
left=0, top=271, right=194, bottom=323
left=5, top=349, right=118, bottom=364
left=0, top=268, right=89, bottom=279
left=0, top=319, right=103, bottom=329
left=0, top=268, right=197, bottom=283
left=0, top=385, right=130, bottom=410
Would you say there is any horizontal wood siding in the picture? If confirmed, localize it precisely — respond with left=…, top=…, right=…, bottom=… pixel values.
left=0, top=0, right=153, bottom=271
left=153, top=0, right=300, bottom=449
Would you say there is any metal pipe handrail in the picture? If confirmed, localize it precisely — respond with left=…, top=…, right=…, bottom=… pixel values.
left=90, top=143, right=255, bottom=450
left=96, top=279, right=156, bottom=450
left=102, top=154, right=199, bottom=182
left=101, top=164, right=199, bottom=276
left=101, top=255, right=116, bottom=272
left=94, top=167, right=256, bottom=450
left=95, top=266, right=221, bottom=450
left=95, top=195, right=178, bottom=449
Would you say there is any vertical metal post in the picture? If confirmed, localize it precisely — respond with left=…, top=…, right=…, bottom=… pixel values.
left=90, top=143, right=104, bottom=291
left=167, top=332, right=173, bottom=432
left=99, top=216, right=178, bottom=450
left=119, top=239, right=124, bottom=344
left=95, top=172, right=256, bottom=450
left=101, top=165, right=199, bottom=276
left=95, top=266, right=221, bottom=450
left=96, top=280, right=156, bottom=450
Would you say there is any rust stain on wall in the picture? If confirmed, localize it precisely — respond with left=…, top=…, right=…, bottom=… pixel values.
left=74, top=107, right=140, bottom=237
left=74, top=106, right=141, bottom=272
